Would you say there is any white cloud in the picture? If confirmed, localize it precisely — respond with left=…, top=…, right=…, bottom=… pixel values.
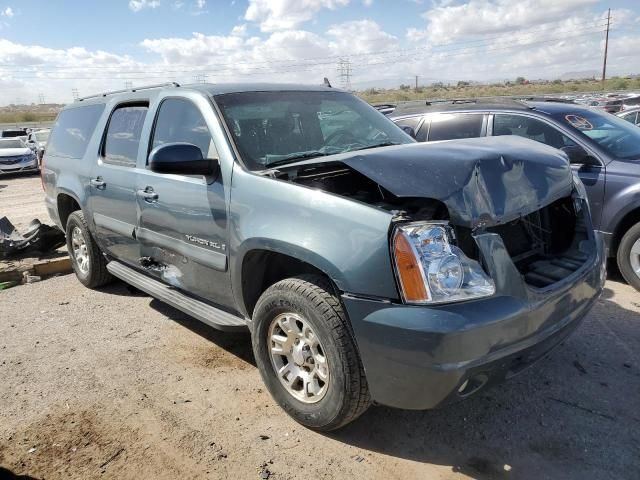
left=420, top=0, right=599, bottom=43
left=363, top=0, right=373, bottom=6
left=231, top=24, right=248, bottom=37
left=327, top=19, right=398, bottom=54
left=129, top=0, right=161, bottom=12
left=1, top=5, right=640, bottom=106
left=196, top=0, right=206, bottom=8
left=244, top=0, right=349, bottom=32
left=1, top=6, right=14, bottom=17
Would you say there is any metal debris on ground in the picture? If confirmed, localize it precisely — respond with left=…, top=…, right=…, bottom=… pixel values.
left=0, top=216, right=65, bottom=259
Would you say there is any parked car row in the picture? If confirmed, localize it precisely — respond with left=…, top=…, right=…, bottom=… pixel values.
left=0, top=127, right=50, bottom=174
left=387, top=97, right=640, bottom=290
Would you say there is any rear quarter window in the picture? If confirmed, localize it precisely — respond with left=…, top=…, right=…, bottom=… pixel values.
left=427, top=113, right=484, bottom=142
left=47, top=104, right=105, bottom=159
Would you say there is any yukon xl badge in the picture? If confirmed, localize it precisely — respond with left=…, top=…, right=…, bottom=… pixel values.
left=185, top=234, right=226, bottom=251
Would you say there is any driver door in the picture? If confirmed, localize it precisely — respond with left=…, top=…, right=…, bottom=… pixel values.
left=135, top=95, right=234, bottom=309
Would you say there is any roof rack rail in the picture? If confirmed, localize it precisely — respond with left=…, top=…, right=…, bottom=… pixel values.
left=423, top=96, right=526, bottom=106
left=515, top=96, right=576, bottom=104
left=77, top=82, right=180, bottom=102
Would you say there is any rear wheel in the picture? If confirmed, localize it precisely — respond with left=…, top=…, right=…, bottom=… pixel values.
left=616, top=222, right=640, bottom=291
left=252, top=274, right=371, bottom=431
left=66, top=211, right=112, bottom=288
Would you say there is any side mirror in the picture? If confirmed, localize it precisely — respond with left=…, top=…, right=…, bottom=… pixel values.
left=401, top=126, right=416, bottom=138
left=561, top=145, right=599, bottom=166
left=148, top=142, right=219, bottom=177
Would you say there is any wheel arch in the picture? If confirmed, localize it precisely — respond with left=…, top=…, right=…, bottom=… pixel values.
left=610, top=205, right=640, bottom=255
left=235, top=245, right=344, bottom=319
left=56, top=190, right=82, bottom=229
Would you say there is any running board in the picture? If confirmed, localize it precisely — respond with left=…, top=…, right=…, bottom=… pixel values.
left=106, top=261, right=248, bottom=332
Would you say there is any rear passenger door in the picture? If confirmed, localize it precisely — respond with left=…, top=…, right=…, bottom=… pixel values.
left=87, top=103, right=148, bottom=266
left=135, top=95, right=234, bottom=308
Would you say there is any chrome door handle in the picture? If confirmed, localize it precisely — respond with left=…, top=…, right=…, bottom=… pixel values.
left=90, top=177, right=106, bottom=189
left=137, top=187, right=159, bottom=203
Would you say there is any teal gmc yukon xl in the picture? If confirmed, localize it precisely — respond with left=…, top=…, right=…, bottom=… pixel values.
left=42, top=82, right=605, bottom=430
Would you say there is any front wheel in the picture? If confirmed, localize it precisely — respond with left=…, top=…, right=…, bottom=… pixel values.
left=617, top=222, right=640, bottom=291
left=252, top=275, right=371, bottom=431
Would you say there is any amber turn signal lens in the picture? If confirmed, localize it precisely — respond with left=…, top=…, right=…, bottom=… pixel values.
left=393, top=231, right=429, bottom=302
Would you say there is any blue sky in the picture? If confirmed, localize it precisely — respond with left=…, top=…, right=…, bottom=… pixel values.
left=0, top=0, right=639, bottom=104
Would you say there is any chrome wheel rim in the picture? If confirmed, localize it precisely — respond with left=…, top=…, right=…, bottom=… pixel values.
left=71, top=226, right=89, bottom=275
left=268, top=312, right=329, bottom=404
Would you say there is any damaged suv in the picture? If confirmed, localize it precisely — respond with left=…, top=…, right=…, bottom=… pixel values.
left=43, top=83, right=605, bottom=430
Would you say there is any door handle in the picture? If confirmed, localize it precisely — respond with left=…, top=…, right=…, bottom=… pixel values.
left=137, top=187, right=159, bottom=203
left=90, top=177, right=106, bottom=189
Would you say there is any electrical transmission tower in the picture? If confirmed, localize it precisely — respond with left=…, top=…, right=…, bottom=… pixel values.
left=124, top=81, right=133, bottom=89
left=38, top=93, right=45, bottom=104
left=337, top=58, right=352, bottom=91
left=192, top=73, right=207, bottom=84
left=72, top=88, right=79, bottom=101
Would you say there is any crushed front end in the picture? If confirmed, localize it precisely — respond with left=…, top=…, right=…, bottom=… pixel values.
left=331, top=137, right=606, bottom=409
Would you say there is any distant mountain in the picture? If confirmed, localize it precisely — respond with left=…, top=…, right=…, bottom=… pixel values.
left=558, top=70, right=599, bottom=81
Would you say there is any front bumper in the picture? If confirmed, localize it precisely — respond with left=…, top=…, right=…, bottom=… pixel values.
left=343, top=231, right=606, bottom=410
left=0, top=157, right=38, bottom=174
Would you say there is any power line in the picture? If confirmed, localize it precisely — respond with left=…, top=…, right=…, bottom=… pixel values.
left=3, top=26, right=608, bottom=82
left=0, top=17, right=614, bottom=77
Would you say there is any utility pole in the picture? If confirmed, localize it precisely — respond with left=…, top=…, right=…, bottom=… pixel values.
left=38, top=93, right=45, bottom=104
left=124, top=81, right=133, bottom=89
left=415, top=75, right=418, bottom=91
left=72, top=88, right=79, bottom=101
left=601, top=8, right=611, bottom=90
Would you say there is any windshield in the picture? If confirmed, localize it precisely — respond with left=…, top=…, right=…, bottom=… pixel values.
left=554, top=110, right=640, bottom=160
left=215, top=90, right=413, bottom=170
left=1, top=130, right=26, bottom=138
left=34, top=131, right=50, bottom=142
left=0, top=139, right=26, bottom=149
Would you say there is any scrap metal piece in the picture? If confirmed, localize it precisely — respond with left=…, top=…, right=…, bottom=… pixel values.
left=0, top=217, right=66, bottom=259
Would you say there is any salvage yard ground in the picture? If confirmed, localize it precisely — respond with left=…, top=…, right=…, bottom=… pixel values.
left=1, top=175, right=639, bottom=479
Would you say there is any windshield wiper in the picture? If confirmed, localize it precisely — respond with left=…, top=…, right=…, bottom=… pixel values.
left=264, top=150, right=336, bottom=167
left=349, top=141, right=401, bottom=152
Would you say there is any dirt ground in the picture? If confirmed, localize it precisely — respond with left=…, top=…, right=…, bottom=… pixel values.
left=1, top=176, right=639, bottom=480
left=0, top=172, right=48, bottom=231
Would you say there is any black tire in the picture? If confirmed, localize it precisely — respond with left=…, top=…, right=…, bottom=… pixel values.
left=617, top=222, right=640, bottom=291
left=65, top=211, right=112, bottom=288
left=252, top=274, right=371, bottom=431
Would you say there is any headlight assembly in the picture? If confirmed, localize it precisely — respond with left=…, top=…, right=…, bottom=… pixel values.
left=392, top=222, right=495, bottom=304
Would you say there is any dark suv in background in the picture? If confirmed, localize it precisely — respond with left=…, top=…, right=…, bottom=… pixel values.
left=390, top=99, right=640, bottom=290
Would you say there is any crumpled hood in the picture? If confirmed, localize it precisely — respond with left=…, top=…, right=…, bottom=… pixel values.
left=340, top=136, right=573, bottom=229
left=0, top=147, right=32, bottom=157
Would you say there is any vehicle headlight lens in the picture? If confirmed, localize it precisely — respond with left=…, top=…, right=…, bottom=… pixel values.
left=392, top=222, right=495, bottom=304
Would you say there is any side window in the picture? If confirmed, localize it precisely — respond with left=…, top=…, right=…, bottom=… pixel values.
left=621, top=112, right=638, bottom=125
left=427, top=114, right=484, bottom=142
left=493, top=114, right=575, bottom=149
left=103, top=104, right=148, bottom=167
left=47, top=104, right=105, bottom=159
left=394, top=116, right=422, bottom=137
left=150, top=98, right=216, bottom=161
